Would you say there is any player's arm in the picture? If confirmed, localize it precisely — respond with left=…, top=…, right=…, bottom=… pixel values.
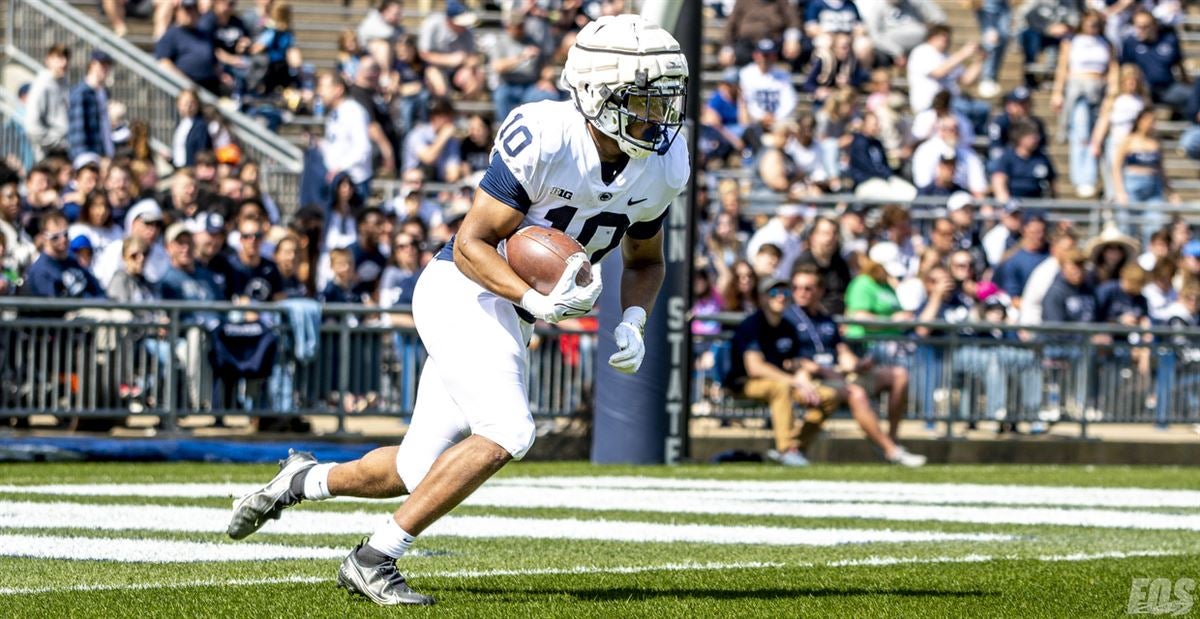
left=607, top=216, right=667, bottom=374
left=452, top=190, right=530, bottom=304
left=619, top=225, right=666, bottom=317
left=454, top=189, right=601, bottom=323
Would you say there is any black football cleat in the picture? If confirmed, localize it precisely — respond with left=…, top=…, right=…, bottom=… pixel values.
left=337, top=541, right=435, bottom=606
left=226, top=449, right=316, bottom=540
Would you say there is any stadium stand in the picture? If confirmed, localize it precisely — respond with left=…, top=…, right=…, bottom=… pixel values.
left=1, top=0, right=1200, bottom=444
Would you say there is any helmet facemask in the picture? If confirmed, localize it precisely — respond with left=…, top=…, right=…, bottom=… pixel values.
left=587, top=72, right=687, bottom=159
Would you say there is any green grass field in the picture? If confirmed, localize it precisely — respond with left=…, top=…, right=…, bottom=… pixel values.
left=1, top=462, right=1198, bottom=617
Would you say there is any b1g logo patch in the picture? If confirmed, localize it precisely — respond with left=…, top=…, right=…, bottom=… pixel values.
left=551, top=187, right=574, bottom=200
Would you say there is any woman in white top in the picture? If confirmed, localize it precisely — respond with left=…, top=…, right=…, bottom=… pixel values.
left=1050, top=11, right=1117, bottom=199
left=68, top=191, right=124, bottom=255
left=1090, top=64, right=1149, bottom=202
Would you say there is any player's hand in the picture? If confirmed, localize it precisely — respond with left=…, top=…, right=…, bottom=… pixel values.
left=519, top=255, right=602, bottom=324
left=609, top=306, right=647, bottom=374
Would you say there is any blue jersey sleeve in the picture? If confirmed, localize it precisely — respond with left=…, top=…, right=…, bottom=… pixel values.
left=479, top=152, right=533, bottom=213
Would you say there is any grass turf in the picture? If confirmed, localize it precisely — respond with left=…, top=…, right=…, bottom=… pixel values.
left=0, top=461, right=1197, bottom=617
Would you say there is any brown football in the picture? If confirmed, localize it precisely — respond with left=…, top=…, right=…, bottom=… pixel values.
left=506, top=226, right=592, bottom=295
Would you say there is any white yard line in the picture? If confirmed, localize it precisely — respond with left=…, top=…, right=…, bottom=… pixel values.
left=491, top=476, right=1200, bottom=509
left=0, top=561, right=779, bottom=596
left=3, top=480, right=1199, bottom=529
left=4, top=477, right=1199, bottom=509
left=0, top=548, right=1186, bottom=597
left=0, top=501, right=1008, bottom=546
left=0, top=534, right=347, bottom=563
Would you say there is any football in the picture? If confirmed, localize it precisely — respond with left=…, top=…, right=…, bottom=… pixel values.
left=506, top=226, right=593, bottom=295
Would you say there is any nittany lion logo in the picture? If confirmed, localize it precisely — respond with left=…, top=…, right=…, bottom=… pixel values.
left=61, top=268, right=87, bottom=297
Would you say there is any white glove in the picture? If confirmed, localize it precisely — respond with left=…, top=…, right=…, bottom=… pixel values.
left=608, top=306, right=647, bottom=374
left=519, top=254, right=602, bottom=324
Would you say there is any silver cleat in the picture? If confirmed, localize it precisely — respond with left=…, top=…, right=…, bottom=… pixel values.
left=337, top=541, right=435, bottom=606
left=226, top=449, right=316, bottom=540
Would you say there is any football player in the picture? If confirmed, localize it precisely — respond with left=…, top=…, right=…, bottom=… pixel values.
left=226, top=14, right=690, bottom=606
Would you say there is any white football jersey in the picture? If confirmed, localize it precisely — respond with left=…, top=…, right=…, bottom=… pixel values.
left=440, top=100, right=690, bottom=265
left=738, top=64, right=798, bottom=122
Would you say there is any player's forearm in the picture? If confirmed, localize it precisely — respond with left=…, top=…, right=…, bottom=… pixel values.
left=620, top=258, right=664, bottom=318
left=454, top=235, right=531, bottom=304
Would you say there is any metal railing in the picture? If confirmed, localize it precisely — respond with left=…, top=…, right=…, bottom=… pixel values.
left=3, top=296, right=1198, bottom=436
left=0, top=299, right=594, bottom=431
left=692, top=314, right=1200, bottom=435
left=3, top=0, right=303, bottom=211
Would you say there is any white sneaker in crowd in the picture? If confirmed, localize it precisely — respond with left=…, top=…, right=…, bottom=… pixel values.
left=887, top=446, right=927, bottom=468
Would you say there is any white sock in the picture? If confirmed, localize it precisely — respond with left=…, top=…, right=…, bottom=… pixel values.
left=303, top=463, right=337, bottom=501
left=366, top=518, right=416, bottom=558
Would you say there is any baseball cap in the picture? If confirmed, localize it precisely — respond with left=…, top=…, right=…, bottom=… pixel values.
left=758, top=276, right=788, bottom=295
left=1003, top=199, right=1023, bottom=215
left=72, top=152, right=101, bottom=171
left=446, top=1, right=479, bottom=27
left=1006, top=87, right=1031, bottom=103
left=755, top=38, right=779, bottom=55
left=1022, top=209, right=1047, bottom=225
left=124, top=199, right=163, bottom=230
left=195, top=211, right=226, bottom=234
left=946, top=191, right=973, bottom=212
left=868, top=241, right=908, bottom=279
left=69, top=236, right=93, bottom=255
left=17, top=83, right=31, bottom=98
left=167, top=222, right=194, bottom=245
left=721, top=67, right=739, bottom=85
left=1183, top=240, right=1200, bottom=258
left=939, top=147, right=958, bottom=163
left=90, top=50, right=114, bottom=65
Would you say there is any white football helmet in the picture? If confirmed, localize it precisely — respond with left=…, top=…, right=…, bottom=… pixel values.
left=561, top=14, right=688, bottom=159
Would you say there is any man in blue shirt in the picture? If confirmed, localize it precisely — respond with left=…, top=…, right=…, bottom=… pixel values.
left=20, top=211, right=105, bottom=304
left=160, top=222, right=225, bottom=409
left=156, top=0, right=222, bottom=94
left=1043, top=248, right=1098, bottom=325
left=985, top=87, right=1048, bottom=170
left=991, top=120, right=1056, bottom=202
left=1119, top=9, right=1190, bottom=116
left=1096, top=263, right=1150, bottom=326
left=67, top=51, right=115, bottom=160
left=992, top=212, right=1049, bottom=302
left=225, top=217, right=283, bottom=302
left=346, top=207, right=388, bottom=293
left=160, top=222, right=223, bottom=322
left=847, top=112, right=917, bottom=201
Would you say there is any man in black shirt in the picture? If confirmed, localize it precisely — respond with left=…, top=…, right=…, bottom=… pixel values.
left=727, top=277, right=837, bottom=467
left=786, top=265, right=926, bottom=467
left=793, top=216, right=850, bottom=315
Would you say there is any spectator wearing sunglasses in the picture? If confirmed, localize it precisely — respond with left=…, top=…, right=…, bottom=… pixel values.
left=21, top=210, right=105, bottom=301
left=226, top=216, right=284, bottom=302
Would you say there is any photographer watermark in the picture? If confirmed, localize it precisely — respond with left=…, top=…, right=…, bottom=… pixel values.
left=1128, top=578, right=1195, bottom=615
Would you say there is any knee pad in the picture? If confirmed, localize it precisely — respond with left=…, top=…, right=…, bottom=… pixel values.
left=472, top=414, right=537, bottom=460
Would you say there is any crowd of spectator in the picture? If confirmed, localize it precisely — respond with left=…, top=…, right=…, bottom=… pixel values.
left=5, top=0, right=1200, bottom=434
